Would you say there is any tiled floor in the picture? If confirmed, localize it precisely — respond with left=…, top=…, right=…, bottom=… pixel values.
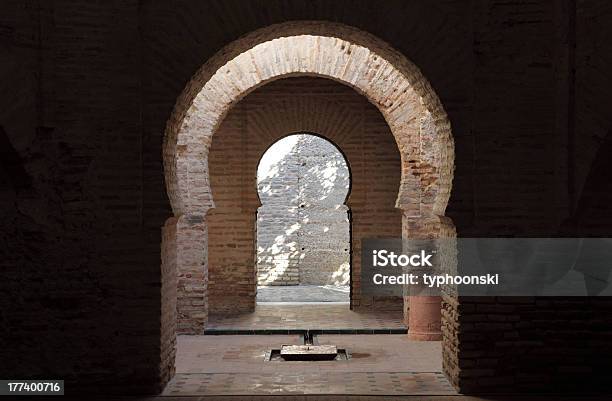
left=206, top=303, right=405, bottom=331
left=163, top=334, right=452, bottom=396
left=163, top=372, right=455, bottom=396
left=257, top=284, right=350, bottom=302
left=107, top=396, right=612, bottom=401
left=176, top=335, right=442, bottom=373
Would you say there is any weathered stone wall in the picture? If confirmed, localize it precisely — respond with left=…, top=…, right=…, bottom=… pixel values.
left=256, top=134, right=350, bottom=286
left=256, top=136, right=303, bottom=286
left=207, top=77, right=402, bottom=314
left=1, top=0, right=612, bottom=395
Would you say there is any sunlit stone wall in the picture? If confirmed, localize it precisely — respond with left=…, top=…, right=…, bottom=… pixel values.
left=256, top=134, right=350, bottom=286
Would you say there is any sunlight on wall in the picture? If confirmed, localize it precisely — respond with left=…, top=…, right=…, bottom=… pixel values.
left=256, top=134, right=350, bottom=286
left=257, top=135, right=300, bottom=182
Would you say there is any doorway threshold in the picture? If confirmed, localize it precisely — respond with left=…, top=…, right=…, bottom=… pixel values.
left=203, top=328, right=407, bottom=335
left=207, top=303, right=405, bottom=332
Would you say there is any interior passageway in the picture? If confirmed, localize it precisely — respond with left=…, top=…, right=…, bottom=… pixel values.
left=169, top=22, right=448, bottom=397
left=3, top=2, right=612, bottom=397
left=206, top=77, right=404, bottom=318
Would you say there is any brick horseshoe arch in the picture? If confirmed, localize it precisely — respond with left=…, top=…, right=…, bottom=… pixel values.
left=161, top=22, right=455, bottom=344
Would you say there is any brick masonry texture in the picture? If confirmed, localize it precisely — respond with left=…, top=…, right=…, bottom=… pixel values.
left=165, top=20, right=454, bottom=335
left=207, top=78, right=401, bottom=315
left=255, top=134, right=350, bottom=287
left=164, top=23, right=454, bottom=219
left=1, top=0, right=612, bottom=396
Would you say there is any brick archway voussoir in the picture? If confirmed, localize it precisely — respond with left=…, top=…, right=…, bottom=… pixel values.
left=166, top=26, right=453, bottom=218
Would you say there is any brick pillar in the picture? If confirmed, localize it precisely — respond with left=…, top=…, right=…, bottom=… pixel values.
left=175, top=214, right=208, bottom=334
left=160, top=217, right=178, bottom=388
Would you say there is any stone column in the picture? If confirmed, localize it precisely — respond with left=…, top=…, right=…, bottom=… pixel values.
left=407, top=295, right=442, bottom=340
left=403, top=215, right=455, bottom=341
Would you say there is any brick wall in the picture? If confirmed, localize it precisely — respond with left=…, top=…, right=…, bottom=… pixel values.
left=441, top=0, right=612, bottom=393
left=207, top=77, right=402, bottom=314
left=1, top=0, right=166, bottom=394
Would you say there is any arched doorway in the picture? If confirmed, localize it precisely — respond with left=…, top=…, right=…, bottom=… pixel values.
left=161, top=21, right=456, bottom=385
left=204, top=76, right=403, bottom=317
left=256, top=133, right=351, bottom=302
